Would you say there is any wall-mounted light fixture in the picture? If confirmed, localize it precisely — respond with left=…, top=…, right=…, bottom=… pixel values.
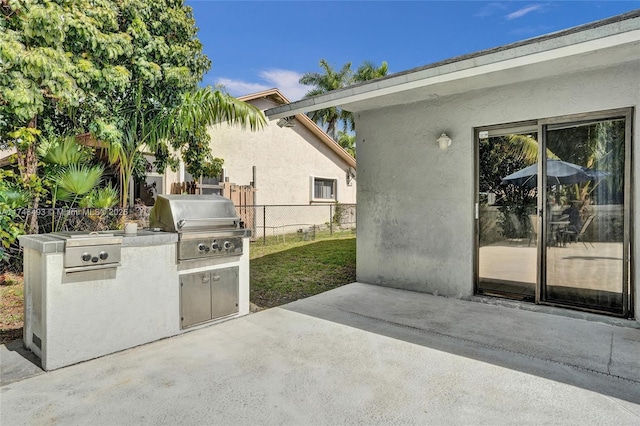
left=437, top=132, right=452, bottom=151
left=276, top=116, right=296, bottom=128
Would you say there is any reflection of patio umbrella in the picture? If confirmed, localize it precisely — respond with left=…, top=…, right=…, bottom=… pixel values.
left=501, top=159, right=606, bottom=188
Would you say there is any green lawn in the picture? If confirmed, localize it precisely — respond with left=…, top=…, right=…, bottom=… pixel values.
left=0, top=236, right=356, bottom=344
left=250, top=237, right=356, bottom=308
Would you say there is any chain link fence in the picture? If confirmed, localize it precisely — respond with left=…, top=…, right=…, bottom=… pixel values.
left=237, top=203, right=356, bottom=245
left=1, top=203, right=356, bottom=275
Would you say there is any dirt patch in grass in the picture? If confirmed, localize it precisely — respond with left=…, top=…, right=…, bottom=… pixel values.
left=1, top=273, right=24, bottom=345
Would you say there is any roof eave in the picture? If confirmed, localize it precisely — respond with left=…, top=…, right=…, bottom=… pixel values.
left=266, top=10, right=640, bottom=119
left=293, top=113, right=356, bottom=168
left=238, top=88, right=290, bottom=105
left=227, top=88, right=356, bottom=168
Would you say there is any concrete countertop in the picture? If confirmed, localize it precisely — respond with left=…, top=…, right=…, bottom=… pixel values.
left=18, top=230, right=178, bottom=253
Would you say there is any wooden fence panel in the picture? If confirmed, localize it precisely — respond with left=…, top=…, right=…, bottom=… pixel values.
left=170, top=181, right=198, bottom=194
left=221, top=183, right=256, bottom=233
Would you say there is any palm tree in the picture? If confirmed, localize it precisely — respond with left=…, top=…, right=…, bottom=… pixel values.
left=300, top=60, right=389, bottom=139
left=504, top=134, right=558, bottom=164
left=38, top=136, right=105, bottom=231
left=337, top=131, right=356, bottom=158
left=353, top=60, right=388, bottom=83
left=107, top=86, right=266, bottom=209
left=80, top=184, right=120, bottom=230
left=340, top=60, right=390, bottom=132
left=299, top=60, right=352, bottom=140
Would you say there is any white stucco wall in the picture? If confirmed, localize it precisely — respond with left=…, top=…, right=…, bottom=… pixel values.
left=206, top=98, right=356, bottom=207
left=21, top=234, right=251, bottom=370
left=355, top=61, right=639, bottom=314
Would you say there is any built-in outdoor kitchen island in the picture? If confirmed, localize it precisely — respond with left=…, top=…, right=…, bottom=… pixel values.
left=19, top=195, right=251, bottom=371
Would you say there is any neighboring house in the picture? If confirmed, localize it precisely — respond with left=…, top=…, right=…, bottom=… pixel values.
left=198, top=88, right=356, bottom=206
left=168, top=88, right=357, bottom=235
left=267, top=11, right=640, bottom=323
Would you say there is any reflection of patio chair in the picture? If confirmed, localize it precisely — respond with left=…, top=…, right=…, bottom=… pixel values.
left=562, top=214, right=596, bottom=248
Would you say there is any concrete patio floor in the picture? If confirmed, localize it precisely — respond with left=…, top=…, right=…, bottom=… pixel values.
left=479, top=241, right=624, bottom=292
left=1, top=282, right=639, bottom=425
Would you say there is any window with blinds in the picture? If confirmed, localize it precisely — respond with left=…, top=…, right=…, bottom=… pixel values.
left=313, top=177, right=336, bottom=201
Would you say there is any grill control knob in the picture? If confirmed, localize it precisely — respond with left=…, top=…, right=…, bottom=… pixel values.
left=223, top=241, right=232, bottom=250
left=211, top=241, right=219, bottom=251
left=197, top=243, right=206, bottom=252
left=99, top=251, right=108, bottom=260
left=81, top=253, right=91, bottom=262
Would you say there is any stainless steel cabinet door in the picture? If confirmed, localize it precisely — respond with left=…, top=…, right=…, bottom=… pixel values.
left=211, top=267, right=239, bottom=319
left=180, top=272, right=212, bottom=328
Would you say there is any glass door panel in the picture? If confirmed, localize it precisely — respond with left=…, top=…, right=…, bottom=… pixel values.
left=543, top=118, right=627, bottom=313
left=478, top=131, right=538, bottom=301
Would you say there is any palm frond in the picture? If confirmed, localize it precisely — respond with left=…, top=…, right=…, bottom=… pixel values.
left=0, top=186, right=30, bottom=208
left=505, top=134, right=559, bottom=164
left=52, top=187, right=73, bottom=203
left=80, top=184, right=119, bottom=209
left=173, top=88, right=266, bottom=134
left=54, top=164, right=104, bottom=196
left=38, top=135, right=92, bottom=165
left=354, top=60, right=389, bottom=82
left=337, top=131, right=356, bottom=157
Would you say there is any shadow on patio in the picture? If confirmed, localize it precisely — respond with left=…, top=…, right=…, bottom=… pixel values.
left=283, top=282, right=640, bottom=405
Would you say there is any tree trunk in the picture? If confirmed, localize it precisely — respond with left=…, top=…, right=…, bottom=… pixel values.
left=16, top=117, right=40, bottom=234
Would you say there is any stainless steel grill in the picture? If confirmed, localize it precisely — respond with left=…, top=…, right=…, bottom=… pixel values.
left=52, top=232, right=123, bottom=273
left=149, top=194, right=250, bottom=262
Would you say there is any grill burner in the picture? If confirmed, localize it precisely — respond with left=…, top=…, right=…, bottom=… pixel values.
left=149, top=194, right=250, bottom=262
left=51, top=232, right=123, bottom=272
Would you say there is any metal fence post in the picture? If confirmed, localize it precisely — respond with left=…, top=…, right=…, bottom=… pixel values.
left=329, top=204, right=333, bottom=236
left=263, top=205, right=266, bottom=245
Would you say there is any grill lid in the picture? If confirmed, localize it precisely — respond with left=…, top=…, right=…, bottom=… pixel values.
left=149, top=194, right=240, bottom=233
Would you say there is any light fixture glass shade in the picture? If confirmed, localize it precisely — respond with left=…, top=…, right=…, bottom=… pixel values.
left=437, top=133, right=452, bottom=150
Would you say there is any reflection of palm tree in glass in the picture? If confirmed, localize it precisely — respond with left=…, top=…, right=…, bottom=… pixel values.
left=547, top=120, right=625, bottom=205
left=499, top=130, right=620, bottom=206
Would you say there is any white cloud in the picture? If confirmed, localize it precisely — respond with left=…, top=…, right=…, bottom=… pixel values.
left=216, top=78, right=270, bottom=96
left=506, top=4, right=543, bottom=20
left=474, top=2, right=508, bottom=18
left=258, top=69, right=307, bottom=101
left=215, top=69, right=308, bottom=102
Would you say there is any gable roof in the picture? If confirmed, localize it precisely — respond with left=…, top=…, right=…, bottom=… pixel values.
left=238, top=89, right=356, bottom=169
left=266, top=10, right=640, bottom=119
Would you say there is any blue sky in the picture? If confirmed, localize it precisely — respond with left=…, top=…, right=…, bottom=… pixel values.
left=187, top=1, right=640, bottom=101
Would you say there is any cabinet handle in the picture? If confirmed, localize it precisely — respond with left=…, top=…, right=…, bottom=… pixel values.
left=212, top=275, right=221, bottom=281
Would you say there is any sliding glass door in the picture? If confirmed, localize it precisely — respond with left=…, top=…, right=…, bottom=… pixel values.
left=477, top=125, right=539, bottom=301
left=542, top=113, right=630, bottom=314
left=476, top=109, right=631, bottom=316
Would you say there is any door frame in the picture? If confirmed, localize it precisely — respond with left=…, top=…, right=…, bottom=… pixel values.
left=473, top=120, right=539, bottom=298
left=474, top=107, right=634, bottom=318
